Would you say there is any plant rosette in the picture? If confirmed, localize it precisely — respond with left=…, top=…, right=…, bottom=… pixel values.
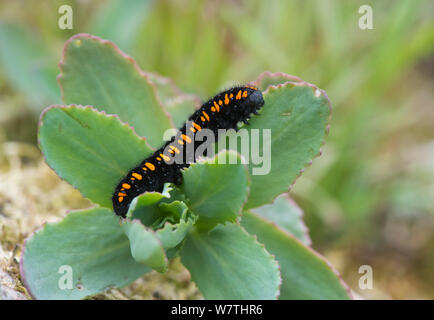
left=20, top=34, right=351, bottom=300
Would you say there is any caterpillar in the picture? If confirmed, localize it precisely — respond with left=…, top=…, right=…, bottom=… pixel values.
left=112, top=85, right=264, bottom=217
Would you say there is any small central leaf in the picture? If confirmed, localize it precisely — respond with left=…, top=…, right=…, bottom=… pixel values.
left=241, top=81, right=330, bottom=209
left=126, top=188, right=196, bottom=254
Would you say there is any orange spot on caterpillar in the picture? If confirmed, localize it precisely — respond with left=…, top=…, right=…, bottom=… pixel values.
left=132, top=173, right=142, bottom=180
left=200, top=116, right=206, bottom=122
left=118, top=196, right=124, bottom=203
left=118, top=192, right=127, bottom=197
left=236, top=90, right=242, bottom=100
left=156, top=156, right=162, bottom=161
left=213, top=101, right=220, bottom=112
left=160, top=153, right=170, bottom=161
left=178, top=139, right=184, bottom=145
left=122, top=183, right=131, bottom=189
left=190, top=127, right=196, bottom=133
left=193, top=122, right=202, bottom=130
left=224, top=93, right=229, bottom=104
left=182, top=134, right=191, bottom=143
left=242, top=90, right=248, bottom=98
left=219, top=100, right=223, bottom=105
left=145, top=162, right=155, bottom=171
left=169, top=149, right=175, bottom=154
left=202, top=111, right=210, bottom=121
left=230, top=93, right=234, bottom=99
left=211, top=106, right=216, bottom=112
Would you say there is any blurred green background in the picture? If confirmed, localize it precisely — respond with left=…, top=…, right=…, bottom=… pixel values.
left=0, top=0, right=433, bottom=299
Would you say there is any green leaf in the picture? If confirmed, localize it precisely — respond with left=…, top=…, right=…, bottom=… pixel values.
left=126, top=183, right=174, bottom=223
left=121, top=220, right=167, bottom=272
left=241, top=212, right=351, bottom=299
left=252, top=71, right=304, bottom=91
left=147, top=73, right=201, bottom=127
left=0, top=22, right=60, bottom=110
left=180, top=151, right=249, bottom=230
left=58, top=34, right=174, bottom=148
left=20, top=207, right=149, bottom=300
left=126, top=183, right=187, bottom=227
left=180, top=223, right=281, bottom=299
left=39, top=105, right=152, bottom=208
left=162, top=95, right=201, bottom=128
left=251, top=193, right=311, bottom=246
left=127, top=188, right=196, bottom=251
left=243, top=81, right=331, bottom=209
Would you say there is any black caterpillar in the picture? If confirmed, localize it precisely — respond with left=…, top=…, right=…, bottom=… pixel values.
left=112, top=85, right=264, bottom=217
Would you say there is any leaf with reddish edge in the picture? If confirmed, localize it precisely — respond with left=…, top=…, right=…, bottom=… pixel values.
left=38, top=105, right=153, bottom=208
left=241, top=211, right=351, bottom=300
left=0, top=22, right=60, bottom=111
left=20, top=207, right=149, bottom=300
left=239, top=73, right=332, bottom=209
left=250, top=71, right=304, bottom=91
left=90, top=0, right=153, bottom=51
left=180, top=151, right=250, bottom=231
left=120, top=219, right=168, bottom=273
left=58, top=33, right=174, bottom=148
left=251, top=193, right=311, bottom=246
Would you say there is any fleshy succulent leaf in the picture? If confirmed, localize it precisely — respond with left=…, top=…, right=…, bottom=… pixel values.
left=180, top=223, right=281, bottom=299
left=236, top=76, right=331, bottom=209
left=180, top=150, right=250, bottom=230
left=251, top=193, right=311, bottom=245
